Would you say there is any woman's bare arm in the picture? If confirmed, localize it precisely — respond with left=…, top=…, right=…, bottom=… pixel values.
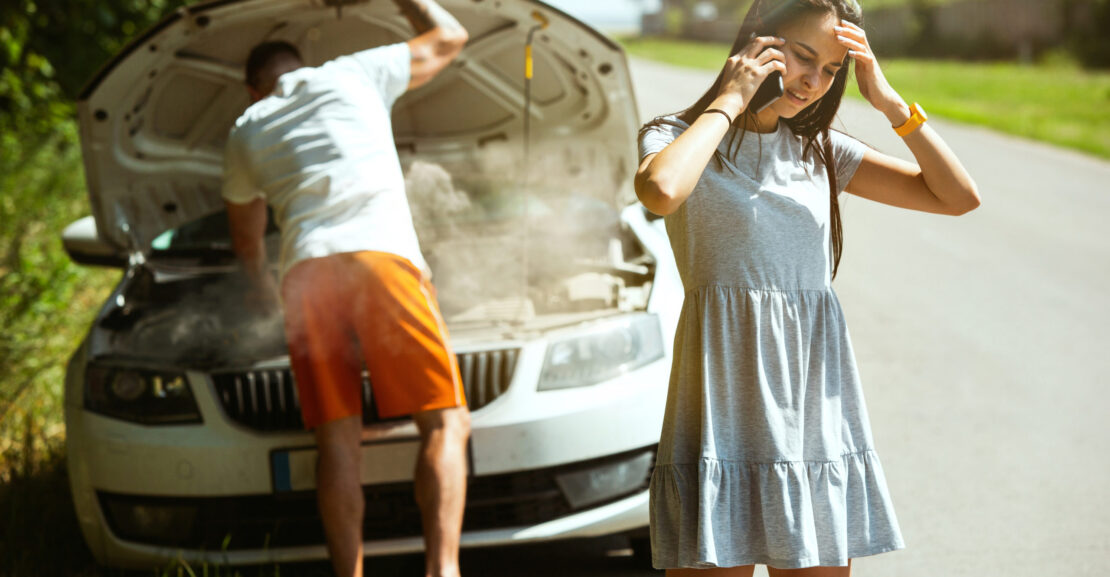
left=635, top=114, right=733, bottom=216
left=845, top=126, right=980, bottom=215
left=635, top=36, right=787, bottom=216
left=836, top=21, right=979, bottom=215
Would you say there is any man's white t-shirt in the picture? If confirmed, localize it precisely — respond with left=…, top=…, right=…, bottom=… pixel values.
left=222, top=42, right=428, bottom=280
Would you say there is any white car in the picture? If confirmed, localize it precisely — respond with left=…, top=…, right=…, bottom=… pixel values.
left=62, top=0, right=680, bottom=569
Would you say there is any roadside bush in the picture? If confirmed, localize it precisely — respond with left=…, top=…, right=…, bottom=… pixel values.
left=0, top=0, right=186, bottom=481
left=0, top=123, right=120, bottom=481
left=1071, top=0, right=1110, bottom=68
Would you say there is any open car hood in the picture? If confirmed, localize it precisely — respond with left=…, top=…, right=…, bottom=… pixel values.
left=77, top=0, right=640, bottom=253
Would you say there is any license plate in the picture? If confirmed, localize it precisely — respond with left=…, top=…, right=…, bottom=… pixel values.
left=271, top=438, right=422, bottom=493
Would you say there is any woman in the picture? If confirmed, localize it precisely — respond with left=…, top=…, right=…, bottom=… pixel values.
left=635, top=0, right=979, bottom=575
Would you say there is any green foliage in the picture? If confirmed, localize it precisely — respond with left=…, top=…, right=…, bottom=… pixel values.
left=659, top=0, right=1107, bottom=69
left=619, top=36, right=1110, bottom=159
left=0, top=0, right=190, bottom=138
left=0, top=0, right=192, bottom=480
left=1071, top=0, right=1110, bottom=68
left=851, top=58, right=1110, bottom=158
left=0, top=122, right=120, bottom=480
left=0, top=11, right=68, bottom=139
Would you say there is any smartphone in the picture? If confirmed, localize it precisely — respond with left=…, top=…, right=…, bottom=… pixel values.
left=748, top=33, right=785, bottom=114
left=749, top=70, right=783, bottom=114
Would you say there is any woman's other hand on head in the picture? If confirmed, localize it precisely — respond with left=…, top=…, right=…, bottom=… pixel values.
left=834, top=21, right=907, bottom=122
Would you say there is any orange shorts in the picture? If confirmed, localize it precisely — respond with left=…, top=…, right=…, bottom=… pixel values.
left=281, top=251, right=465, bottom=429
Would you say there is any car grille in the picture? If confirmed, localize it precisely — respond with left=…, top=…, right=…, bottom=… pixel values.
left=211, top=348, right=519, bottom=431
left=97, top=447, right=656, bottom=551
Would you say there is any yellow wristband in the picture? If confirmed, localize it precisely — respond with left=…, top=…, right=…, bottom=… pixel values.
left=894, top=102, right=927, bottom=137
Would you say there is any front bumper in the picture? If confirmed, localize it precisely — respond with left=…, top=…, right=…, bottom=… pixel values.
left=66, top=341, right=668, bottom=568
left=91, top=448, right=653, bottom=567
left=91, top=486, right=650, bottom=568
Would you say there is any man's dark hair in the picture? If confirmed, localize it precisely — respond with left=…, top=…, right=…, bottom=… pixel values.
left=245, top=41, right=303, bottom=89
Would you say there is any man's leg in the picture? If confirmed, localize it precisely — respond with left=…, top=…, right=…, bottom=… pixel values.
left=283, top=257, right=368, bottom=577
left=315, top=415, right=365, bottom=577
left=412, top=406, right=471, bottom=577
left=343, top=252, right=470, bottom=575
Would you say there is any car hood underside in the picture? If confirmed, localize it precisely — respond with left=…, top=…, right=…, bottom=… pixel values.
left=77, top=0, right=640, bottom=253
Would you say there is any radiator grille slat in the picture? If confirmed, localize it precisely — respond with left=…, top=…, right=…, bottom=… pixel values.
left=275, top=371, right=286, bottom=414
left=262, top=372, right=272, bottom=413
left=212, top=349, right=519, bottom=432
left=234, top=377, right=243, bottom=416
left=490, top=350, right=502, bottom=398
left=247, top=373, right=259, bottom=417
left=461, top=354, right=475, bottom=404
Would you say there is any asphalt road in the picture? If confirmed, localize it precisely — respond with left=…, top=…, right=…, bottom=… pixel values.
left=630, top=57, right=1110, bottom=576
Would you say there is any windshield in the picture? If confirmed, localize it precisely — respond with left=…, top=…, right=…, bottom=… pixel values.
left=150, top=208, right=279, bottom=258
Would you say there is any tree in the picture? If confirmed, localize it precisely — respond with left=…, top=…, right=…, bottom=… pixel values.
left=0, top=0, right=189, bottom=137
left=0, top=0, right=187, bottom=478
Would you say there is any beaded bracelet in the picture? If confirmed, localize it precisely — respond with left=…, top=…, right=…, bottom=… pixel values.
left=702, top=108, right=735, bottom=125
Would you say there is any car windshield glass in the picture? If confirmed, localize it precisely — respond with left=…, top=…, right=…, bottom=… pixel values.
left=150, top=209, right=279, bottom=254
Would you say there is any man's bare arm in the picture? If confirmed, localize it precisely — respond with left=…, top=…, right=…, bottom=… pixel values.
left=227, top=197, right=280, bottom=310
left=391, top=0, right=468, bottom=89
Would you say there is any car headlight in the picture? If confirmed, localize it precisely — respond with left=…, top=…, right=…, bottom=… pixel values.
left=85, top=365, right=202, bottom=425
left=538, top=313, right=664, bottom=391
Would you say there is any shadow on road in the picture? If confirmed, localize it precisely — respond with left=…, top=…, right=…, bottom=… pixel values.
left=282, top=536, right=659, bottom=576
left=458, top=535, right=658, bottom=576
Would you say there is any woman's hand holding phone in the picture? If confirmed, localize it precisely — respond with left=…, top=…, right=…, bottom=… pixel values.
left=712, top=35, right=787, bottom=118
left=634, top=37, right=784, bottom=216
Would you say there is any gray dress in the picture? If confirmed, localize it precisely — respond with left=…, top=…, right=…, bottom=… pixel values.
left=640, top=117, right=904, bottom=570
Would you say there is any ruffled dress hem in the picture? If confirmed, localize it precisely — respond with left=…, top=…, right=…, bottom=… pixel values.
left=649, top=449, right=904, bottom=570
left=652, top=542, right=906, bottom=571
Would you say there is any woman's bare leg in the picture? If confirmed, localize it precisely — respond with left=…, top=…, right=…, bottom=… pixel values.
left=768, top=559, right=852, bottom=577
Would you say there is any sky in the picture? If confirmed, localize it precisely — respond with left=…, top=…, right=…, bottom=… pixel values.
left=541, top=0, right=662, bottom=31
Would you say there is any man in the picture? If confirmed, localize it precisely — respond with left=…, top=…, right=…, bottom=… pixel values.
left=221, top=2, right=469, bottom=576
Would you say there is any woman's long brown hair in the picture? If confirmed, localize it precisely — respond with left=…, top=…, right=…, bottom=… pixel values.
left=641, top=0, right=863, bottom=279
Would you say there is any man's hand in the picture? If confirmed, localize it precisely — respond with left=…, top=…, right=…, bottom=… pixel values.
left=392, top=0, right=464, bottom=36
left=246, top=272, right=282, bottom=315
left=392, top=0, right=468, bottom=89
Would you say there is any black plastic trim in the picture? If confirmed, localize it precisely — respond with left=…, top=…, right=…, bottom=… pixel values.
left=63, top=249, right=128, bottom=269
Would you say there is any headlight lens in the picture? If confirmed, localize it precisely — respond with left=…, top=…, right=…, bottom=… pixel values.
left=538, top=314, right=665, bottom=391
left=85, top=365, right=201, bottom=425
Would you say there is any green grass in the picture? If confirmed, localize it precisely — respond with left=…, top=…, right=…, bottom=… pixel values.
left=619, top=36, right=1110, bottom=159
